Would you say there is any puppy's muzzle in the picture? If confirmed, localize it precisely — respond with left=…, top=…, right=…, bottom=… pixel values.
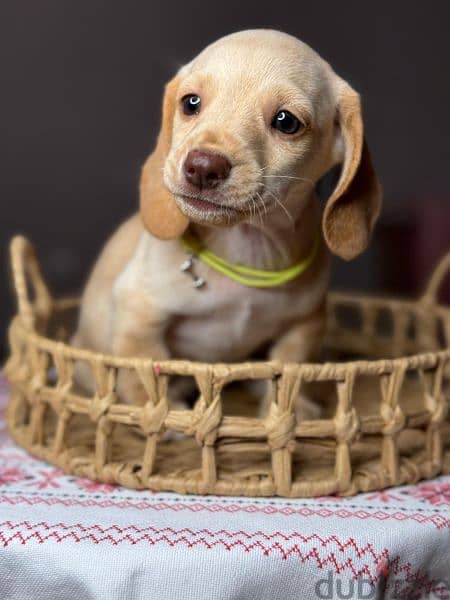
left=183, top=149, right=232, bottom=190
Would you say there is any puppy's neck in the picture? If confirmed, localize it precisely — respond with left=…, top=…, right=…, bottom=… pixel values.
left=190, top=187, right=321, bottom=271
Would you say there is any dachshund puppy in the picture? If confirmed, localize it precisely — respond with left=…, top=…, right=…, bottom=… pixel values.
left=73, top=29, right=382, bottom=411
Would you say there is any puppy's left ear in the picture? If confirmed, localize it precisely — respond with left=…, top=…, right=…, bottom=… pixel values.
left=322, top=84, right=382, bottom=260
left=140, top=75, right=189, bottom=240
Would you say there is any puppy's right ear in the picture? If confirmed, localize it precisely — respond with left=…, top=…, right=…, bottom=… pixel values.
left=140, top=76, right=189, bottom=240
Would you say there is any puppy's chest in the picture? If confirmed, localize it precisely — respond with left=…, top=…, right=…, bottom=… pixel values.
left=165, top=274, right=302, bottom=361
left=124, top=235, right=322, bottom=361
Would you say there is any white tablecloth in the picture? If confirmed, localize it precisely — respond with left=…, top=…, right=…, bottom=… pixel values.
left=0, top=375, right=449, bottom=600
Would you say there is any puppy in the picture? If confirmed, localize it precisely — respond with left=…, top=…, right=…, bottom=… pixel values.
left=73, top=29, right=382, bottom=411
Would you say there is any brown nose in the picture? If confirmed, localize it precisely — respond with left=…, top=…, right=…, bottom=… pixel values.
left=183, top=150, right=231, bottom=190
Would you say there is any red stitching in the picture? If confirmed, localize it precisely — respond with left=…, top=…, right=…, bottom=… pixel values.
left=0, top=520, right=389, bottom=554
left=0, top=518, right=441, bottom=594
left=0, top=530, right=381, bottom=581
left=0, top=494, right=449, bottom=531
left=0, top=520, right=384, bottom=567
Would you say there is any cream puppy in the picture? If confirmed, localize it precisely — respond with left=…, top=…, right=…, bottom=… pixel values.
left=73, top=29, right=382, bottom=408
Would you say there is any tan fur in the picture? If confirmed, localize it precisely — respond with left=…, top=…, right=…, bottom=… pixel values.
left=73, top=30, right=382, bottom=408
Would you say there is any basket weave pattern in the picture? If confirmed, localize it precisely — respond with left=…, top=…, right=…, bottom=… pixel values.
left=4, top=236, right=450, bottom=497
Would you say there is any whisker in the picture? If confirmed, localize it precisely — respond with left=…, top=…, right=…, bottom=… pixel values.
left=264, top=188, right=295, bottom=228
left=251, top=197, right=257, bottom=220
left=261, top=174, right=314, bottom=185
left=260, top=193, right=268, bottom=219
left=254, top=192, right=265, bottom=225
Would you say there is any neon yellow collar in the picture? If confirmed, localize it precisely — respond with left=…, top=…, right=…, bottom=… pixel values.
left=180, top=232, right=320, bottom=288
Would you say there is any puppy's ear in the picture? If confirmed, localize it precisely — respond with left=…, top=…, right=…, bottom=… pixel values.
left=140, top=75, right=189, bottom=239
left=322, top=84, right=382, bottom=260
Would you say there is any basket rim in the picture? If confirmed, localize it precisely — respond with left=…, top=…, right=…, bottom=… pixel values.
left=10, top=308, right=450, bottom=380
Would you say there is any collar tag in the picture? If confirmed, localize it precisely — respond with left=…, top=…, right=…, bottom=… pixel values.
left=179, top=253, right=206, bottom=289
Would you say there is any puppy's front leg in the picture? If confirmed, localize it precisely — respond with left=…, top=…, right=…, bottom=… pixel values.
left=111, top=287, right=171, bottom=406
left=266, top=306, right=326, bottom=420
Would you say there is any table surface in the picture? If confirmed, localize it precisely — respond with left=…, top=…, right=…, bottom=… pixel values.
left=1, top=375, right=450, bottom=600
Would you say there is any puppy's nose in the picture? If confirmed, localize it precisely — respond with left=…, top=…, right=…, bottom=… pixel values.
left=183, top=150, right=231, bottom=190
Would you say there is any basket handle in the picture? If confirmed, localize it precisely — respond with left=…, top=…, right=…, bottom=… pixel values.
left=9, top=236, right=52, bottom=330
left=421, top=252, right=450, bottom=306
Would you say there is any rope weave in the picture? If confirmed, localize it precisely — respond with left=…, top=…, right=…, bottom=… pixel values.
left=3, top=236, right=450, bottom=498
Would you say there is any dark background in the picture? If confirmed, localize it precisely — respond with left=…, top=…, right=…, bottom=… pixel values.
left=1, top=1, right=450, bottom=360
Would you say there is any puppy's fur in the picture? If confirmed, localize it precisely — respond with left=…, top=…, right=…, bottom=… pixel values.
left=73, top=30, right=382, bottom=407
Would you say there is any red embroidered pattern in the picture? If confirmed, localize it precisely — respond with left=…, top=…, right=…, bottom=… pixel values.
left=0, top=493, right=449, bottom=531
left=0, top=467, right=28, bottom=485
left=408, top=482, right=450, bottom=507
left=0, top=518, right=444, bottom=597
left=0, top=520, right=416, bottom=578
left=73, top=479, right=118, bottom=494
left=25, top=469, right=64, bottom=490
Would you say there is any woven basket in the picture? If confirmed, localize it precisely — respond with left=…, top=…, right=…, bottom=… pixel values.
left=4, top=236, right=450, bottom=497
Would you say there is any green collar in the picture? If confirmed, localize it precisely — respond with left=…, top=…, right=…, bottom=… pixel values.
left=180, top=232, right=320, bottom=288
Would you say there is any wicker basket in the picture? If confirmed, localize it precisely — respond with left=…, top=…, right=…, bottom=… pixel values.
left=4, top=236, right=450, bottom=497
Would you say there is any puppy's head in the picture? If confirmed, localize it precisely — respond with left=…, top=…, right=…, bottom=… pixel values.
left=140, top=29, right=381, bottom=260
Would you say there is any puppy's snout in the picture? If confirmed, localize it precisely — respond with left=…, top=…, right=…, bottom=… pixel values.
left=183, top=150, right=231, bottom=190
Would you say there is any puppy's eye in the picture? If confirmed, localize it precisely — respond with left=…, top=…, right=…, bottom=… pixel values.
left=271, top=110, right=303, bottom=135
left=182, top=94, right=201, bottom=115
